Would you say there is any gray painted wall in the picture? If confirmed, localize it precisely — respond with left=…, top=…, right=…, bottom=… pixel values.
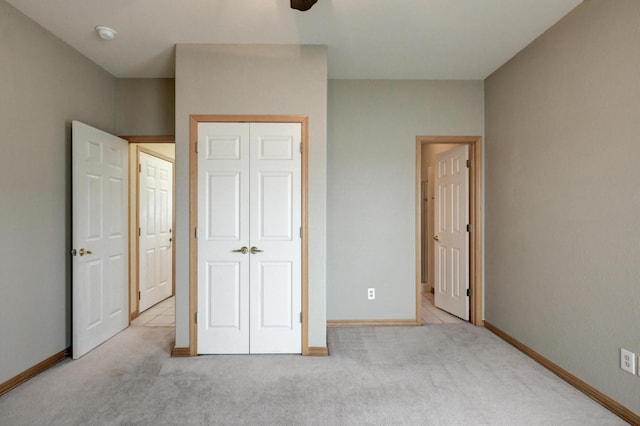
left=327, top=80, right=483, bottom=320
left=175, top=44, right=328, bottom=348
left=116, top=79, right=175, bottom=136
left=485, top=0, right=640, bottom=413
left=7, top=0, right=636, bottom=415
left=0, top=1, right=116, bottom=384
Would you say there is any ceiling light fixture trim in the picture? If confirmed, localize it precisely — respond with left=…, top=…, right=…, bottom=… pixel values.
left=95, top=26, right=117, bottom=41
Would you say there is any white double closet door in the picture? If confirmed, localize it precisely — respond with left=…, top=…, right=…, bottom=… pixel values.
left=197, top=122, right=302, bottom=354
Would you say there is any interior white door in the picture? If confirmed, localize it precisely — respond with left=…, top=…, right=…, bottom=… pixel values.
left=198, top=123, right=251, bottom=354
left=434, top=145, right=470, bottom=320
left=138, top=151, right=173, bottom=312
left=421, top=180, right=428, bottom=283
left=72, top=121, right=129, bottom=359
left=197, top=122, right=301, bottom=354
left=248, top=123, right=301, bottom=354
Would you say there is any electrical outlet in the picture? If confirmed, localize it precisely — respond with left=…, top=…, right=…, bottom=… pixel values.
left=620, top=348, right=636, bottom=375
left=367, top=288, right=375, bottom=300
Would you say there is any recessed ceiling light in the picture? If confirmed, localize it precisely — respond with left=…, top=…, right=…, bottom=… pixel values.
left=95, top=26, right=117, bottom=41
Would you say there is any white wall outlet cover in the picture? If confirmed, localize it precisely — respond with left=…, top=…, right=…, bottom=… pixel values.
left=367, top=288, right=375, bottom=300
left=620, top=348, right=636, bottom=375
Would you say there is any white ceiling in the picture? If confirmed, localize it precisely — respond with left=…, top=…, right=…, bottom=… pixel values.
left=7, top=0, right=582, bottom=79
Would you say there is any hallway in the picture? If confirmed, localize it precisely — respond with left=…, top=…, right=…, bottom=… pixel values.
left=130, top=297, right=175, bottom=327
left=421, top=291, right=465, bottom=325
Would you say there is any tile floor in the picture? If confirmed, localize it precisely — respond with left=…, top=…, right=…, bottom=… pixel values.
left=421, top=290, right=465, bottom=325
left=131, top=296, right=175, bottom=327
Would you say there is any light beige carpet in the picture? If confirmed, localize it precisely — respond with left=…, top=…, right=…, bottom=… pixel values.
left=0, top=324, right=627, bottom=425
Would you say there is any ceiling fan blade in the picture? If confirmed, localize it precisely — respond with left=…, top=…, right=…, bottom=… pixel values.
left=291, top=0, right=318, bottom=11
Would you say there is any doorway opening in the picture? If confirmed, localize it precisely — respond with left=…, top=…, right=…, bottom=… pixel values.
left=415, top=136, right=483, bottom=326
left=188, top=115, right=311, bottom=356
left=121, top=136, right=176, bottom=327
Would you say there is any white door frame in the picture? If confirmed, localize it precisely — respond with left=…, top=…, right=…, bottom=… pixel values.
left=415, top=136, right=483, bottom=326
left=189, top=115, right=310, bottom=356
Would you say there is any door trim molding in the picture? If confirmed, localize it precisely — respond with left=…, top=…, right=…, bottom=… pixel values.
left=415, top=136, right=483, bottom=326
left=120, top=135, right=175, bottom=144
left=306, top=347, right=329, bottom=356
left=170, top=347, right=191, bottom=357
left=189, top=115, right=310, bottom=356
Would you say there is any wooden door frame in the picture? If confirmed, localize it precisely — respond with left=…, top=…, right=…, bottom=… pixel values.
left=415, top=136, right=483, bottom=326
left=189, top=115, right=310, bottom=356
left=120, top=135, right=176, bottom=322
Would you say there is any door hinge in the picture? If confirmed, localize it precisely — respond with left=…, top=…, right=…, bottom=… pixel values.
left=466, top=160, right=471, bottom=168
left=195, top=142, right=198, bottom=154
left=300, top=312, right=303, bottom=323
left=138, top=291, right=141, bottom=300
left=466, top=224, right=472, bottom=232
left=138, top=163, right=142, bottom=173
left=195, top=227, right=198, bottom=239
left=138, top=227, right=141, bottom=237
left=299, top=227, right=302, bottom=238
left=300, top=143, right=303, bottom=154
left=195, top=312, right=198, bottom=324
left=467, top=288, right=472, bottom=297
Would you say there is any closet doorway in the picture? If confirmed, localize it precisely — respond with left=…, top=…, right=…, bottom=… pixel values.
left=189, top=115, right=313, bottom=356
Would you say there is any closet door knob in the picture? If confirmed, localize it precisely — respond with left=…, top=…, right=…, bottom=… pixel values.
left=232, top=247, right=249, bottom=254
left=250, top=247, right=263, bottom=254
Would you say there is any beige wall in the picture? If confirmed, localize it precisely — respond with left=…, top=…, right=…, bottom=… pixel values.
left=175, top=44, right=328, bottom=349
left=0, top=1, right=116, bottom=384
left=485, top=0, right=640, bottom=413
left=327, top=80, right=483, bottom=321
left=116, top=79, right=175, bottom=136
left=128, top=144, right=176, bottom=316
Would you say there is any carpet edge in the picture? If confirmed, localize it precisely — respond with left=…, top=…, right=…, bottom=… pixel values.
left=484, top=321, right=639, bottom=425
left=0, top=347, right=69, bottom=397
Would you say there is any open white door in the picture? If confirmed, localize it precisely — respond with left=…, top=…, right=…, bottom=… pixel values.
left=72, top=121, right=129, bottom=359
left=434, top=145, right=469, bottom=320
left=139, top=151, right=173, bottom=312
left=197, top=122, right=301, bottom=354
